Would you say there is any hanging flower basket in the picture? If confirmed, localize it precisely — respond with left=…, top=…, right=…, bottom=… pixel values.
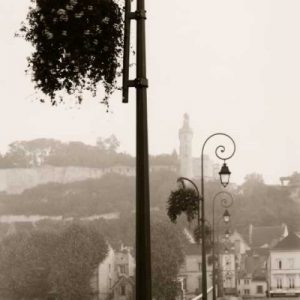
left=167, top=188, right=198, bottom=223
left=19, top=0, right=123, bottom=106
left=193, top=224, right=212, bottom=249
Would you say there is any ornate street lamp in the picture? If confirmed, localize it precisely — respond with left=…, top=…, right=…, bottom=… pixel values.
left=176, top=133, right=236, bottom=300
left=223, top=209, right=231, bottom=224
left=211, top=191, right=234, bottom=300
left=224, top=229, right=230, bottom=239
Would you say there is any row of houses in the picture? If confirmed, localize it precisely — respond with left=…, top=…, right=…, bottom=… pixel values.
left=2, top=220, right=299, bottom=299
left=224, top=223, right=300, bottom=298
left=176, top=223, right=300, bottom=299
left=94, top=224, right=300, bottom=300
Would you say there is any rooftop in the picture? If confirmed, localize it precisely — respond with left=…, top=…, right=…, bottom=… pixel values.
left=250, top=224, right=286, bottom=248
left=272, top=232, right=300, bottom=251
left=184, top=243, right=202, bottom=256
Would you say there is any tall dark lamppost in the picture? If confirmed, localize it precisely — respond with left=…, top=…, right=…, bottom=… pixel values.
left=178, top=133, right=236, bottom=300
left=211, top=191, right=233, bottom=300
left=123, top=0, right=150, bottom=299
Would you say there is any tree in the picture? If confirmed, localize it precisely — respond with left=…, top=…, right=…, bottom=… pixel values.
left=241, top=173, right=265, bottom=194
left=151, top=221, right=184, bottom=300
left=104, top=134, right=120, bottom=152
left=3, top=139, right=63, bottom=168
left=49, top=223, right=108, bottom=300
left=0, top=224, right=108, bottom=300
left=0, top=230, right=58, bottom=299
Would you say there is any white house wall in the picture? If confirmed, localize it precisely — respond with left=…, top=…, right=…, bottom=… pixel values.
left=269, top=251, right=300, bottom=295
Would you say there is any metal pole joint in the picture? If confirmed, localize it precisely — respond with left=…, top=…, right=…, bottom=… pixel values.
left=129, top=10, right=147, bottom=20
left=128, top=78, right=149, bottom=88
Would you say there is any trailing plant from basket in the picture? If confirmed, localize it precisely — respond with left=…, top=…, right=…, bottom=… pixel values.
left=167, top=188, right=198, bottom=223
left=193, top=224, right=212, bottom=251
left=18, top=0, right=123, bottom=106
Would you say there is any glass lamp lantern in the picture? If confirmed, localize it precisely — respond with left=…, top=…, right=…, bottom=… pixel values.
left=223, top=209, right=230, bottom=223
left=219, top=163, right=231, bottom=187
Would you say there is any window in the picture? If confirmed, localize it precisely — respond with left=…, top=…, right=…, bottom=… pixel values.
left=289, top=277, right=295, bottom=289
left=257, top=285, right=263, bottom=294
left=198, top=276, right=202, bottom=289
left=276, top=277, right=282, bottom=289
left=244, top=289, right=250, bottom=295
left=275, top=258, right=282, bottom=269
left=183, top=278, right=187, bottom=291
left=288, top=258, right=295, bottom=269
left=120, top=285, right=126, bottom=296
left=119, top=264, right=126, bottom=274
left=198, top=263, right=202, bottom=271
left=245, top=279, right=250, bottom=285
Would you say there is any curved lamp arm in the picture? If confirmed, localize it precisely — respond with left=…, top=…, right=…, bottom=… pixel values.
left=201, top=133, right=236, bottom=163
left=177, top=176, right=200, bottom=199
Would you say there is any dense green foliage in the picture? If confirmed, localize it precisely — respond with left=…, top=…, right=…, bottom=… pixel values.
left=0, top=223, right=107, bottom=299
left=0, top=138, right=178, bottom=169
left=151, top=221, right=185, bottom=300
left=0, top=169, right=299, bottom=231
left=0, top=174, right=134, bottom=216
left=19, top=0, right=123, bottom=105
left=228, top=173, right=300, bottom=230
left=0, top=137, right=133, bottom=168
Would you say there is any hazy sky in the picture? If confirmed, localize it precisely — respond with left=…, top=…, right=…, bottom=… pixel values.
left=1, top=0, right=300, bottom=184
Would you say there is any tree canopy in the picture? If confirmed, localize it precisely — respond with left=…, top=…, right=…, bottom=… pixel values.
left=151, top=220, right=185, bottom=300
left=0, top=223, right=108, bottom=300
left=0, top=137, right=133, bottom=168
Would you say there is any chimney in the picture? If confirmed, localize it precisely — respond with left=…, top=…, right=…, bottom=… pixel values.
left=249, top=224, right=253, bottom=245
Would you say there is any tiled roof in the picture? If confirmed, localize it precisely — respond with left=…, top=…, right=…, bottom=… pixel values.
left=272, top=232, right=300, bottom=251
left=245, top=248, right=269, bottom=257
left=184, top=244, right=201, bottom=256
left=240, top=253, right=267, bottom=281
left=251, top=225, right=285, bottom=248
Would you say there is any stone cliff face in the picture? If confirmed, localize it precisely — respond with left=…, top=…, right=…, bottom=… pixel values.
left=0, top=165, right=135, bottom=194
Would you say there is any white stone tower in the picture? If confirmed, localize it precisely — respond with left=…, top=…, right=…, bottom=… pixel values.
left=179, top=113, right=193, bottom=178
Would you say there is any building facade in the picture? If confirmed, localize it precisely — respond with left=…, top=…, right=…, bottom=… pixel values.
left=267, top=232, right=300, bottom=297
left=178, top=244, right=213, bottom=300
left=91, top=245, right=135, bottom=300
left=219, top=252, right=237, bottom=295
left=237, top=250, right=268, bottom=298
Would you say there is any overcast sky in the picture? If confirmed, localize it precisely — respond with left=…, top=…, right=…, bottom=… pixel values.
left=1, top=0, right=300, bottom=184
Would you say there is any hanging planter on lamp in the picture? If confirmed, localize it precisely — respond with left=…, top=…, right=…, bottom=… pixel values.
left=167, top=188, right=198, bottom=223
left=19, top=0, right=123, bottom=106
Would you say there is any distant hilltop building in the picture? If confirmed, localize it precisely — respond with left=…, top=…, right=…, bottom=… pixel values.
left=179, top=113, right=219, bottom=180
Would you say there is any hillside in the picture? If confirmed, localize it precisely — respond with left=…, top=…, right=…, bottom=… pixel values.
left=0, top=138, right=178, bottom=194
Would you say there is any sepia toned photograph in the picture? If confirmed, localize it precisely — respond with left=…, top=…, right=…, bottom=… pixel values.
left=0, top=1, right=300, bottom=299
